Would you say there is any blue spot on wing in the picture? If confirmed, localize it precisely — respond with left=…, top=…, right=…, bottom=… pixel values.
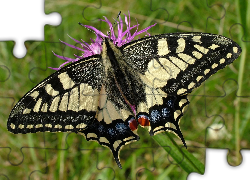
left=115, top=123, right=129, bottom=134
left=162, top=107, right=170, bottom=117
left=150, top=109, right=161, bottom=123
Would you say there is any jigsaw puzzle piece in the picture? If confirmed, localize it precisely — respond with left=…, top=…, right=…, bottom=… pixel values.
left=0, top=65, right=11, bottom=82
left=42, top=132, right=101, bottom=179
left=0, top=38, right=66, bottom=179
left=203, top=79, right=235, bottom=146
left=0, top=40, right=56, bottom=179
left=136, top=167, right=156, bottom=179
left=0, top=0, right=61, bottom=58
left=228, top=22, right=250, bottom=97
left=188, top=149, right=250, bottom=180
left=205, top=1, right=227, bottom=31
left=82, top=0, right=102, bottom=22
left=43, top=132, right=117, bottom=179
left=0, top=133, right=47, bottom=179
left=0, top=174, right=9, bottom=180
left=127, top=140, right=158, bottom=168
left=149, top=0, right=169, bottom=25
left=203, top=77, right=250, bottom=166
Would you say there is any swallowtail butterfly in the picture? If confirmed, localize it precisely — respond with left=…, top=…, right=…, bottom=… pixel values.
left=7, top=31, right=241, bottom=168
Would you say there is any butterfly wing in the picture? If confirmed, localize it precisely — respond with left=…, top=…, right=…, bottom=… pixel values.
left=121, top=32, right=241, bottom=145
left=8, top=55, right=103, bottom=134
left=122, top=32, right=241, bottom=95
left=7, top=55, right=139, bottom=168
left=7, top=32, right=241, bottom=168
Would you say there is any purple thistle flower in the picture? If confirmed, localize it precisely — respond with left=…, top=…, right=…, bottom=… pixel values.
left=50, top=11, right=156, bottom=70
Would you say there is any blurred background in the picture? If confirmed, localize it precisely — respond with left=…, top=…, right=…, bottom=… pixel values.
left=0, top=0, right=249, bottom=179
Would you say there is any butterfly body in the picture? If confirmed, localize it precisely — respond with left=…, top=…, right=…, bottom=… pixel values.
left=8, top=32, right=241, bottom=168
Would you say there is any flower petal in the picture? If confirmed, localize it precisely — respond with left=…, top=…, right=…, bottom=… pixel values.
left=52, top=12, right=156, bottom=70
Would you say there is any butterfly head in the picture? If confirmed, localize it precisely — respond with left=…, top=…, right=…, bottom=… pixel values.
left=51, top=12, right=156, bottom=70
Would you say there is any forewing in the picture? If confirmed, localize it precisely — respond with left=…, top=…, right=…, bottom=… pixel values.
left=122, top=32, right=241, bottom=95
left=8, top=55, right=103, bottom=133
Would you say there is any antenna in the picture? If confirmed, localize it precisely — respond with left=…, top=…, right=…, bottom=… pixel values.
left=108, top=11, right=121, bottom=37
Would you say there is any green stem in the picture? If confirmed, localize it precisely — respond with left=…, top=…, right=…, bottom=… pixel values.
left=235, top=46, right=246, bottom=164
left=152, top=133, right=205, bottom=174
left=235, top=0, right=248, bottom=165
left=27, top=134, right=40, bottom=178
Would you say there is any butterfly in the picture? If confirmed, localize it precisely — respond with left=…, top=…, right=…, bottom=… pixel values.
left=7, top=32, right=241, bottom=168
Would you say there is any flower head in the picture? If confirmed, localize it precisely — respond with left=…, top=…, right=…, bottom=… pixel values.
left=51, top=12, right=156, bottom=70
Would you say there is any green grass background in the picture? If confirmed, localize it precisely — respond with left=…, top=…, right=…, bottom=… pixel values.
left=0, top=0, right=249, bottom=179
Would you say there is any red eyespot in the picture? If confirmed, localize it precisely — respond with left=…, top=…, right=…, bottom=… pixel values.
left=128, top=118, right=138, bottom=131
left=138, top=115, right=150, bottom=126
